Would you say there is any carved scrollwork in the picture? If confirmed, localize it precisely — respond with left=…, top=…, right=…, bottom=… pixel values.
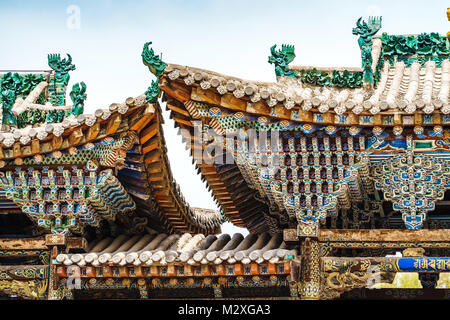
left=325, top=271, right=380, bottom=291
left=0, top=279, right=48, bottom=299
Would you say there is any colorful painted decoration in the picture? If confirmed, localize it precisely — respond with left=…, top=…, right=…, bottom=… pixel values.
left=373, top=139, right=450, bottom=229
left=47, top=53, right=75, bottom=86
left=0, top=168, right=135, bottom=234
left=1, top=8, right=450, bottom=302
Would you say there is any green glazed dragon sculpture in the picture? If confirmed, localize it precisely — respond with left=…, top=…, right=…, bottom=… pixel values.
left=145, top=80, right=160, bottom=103
left=48, top=53, right=76, bottom=106
left=48, top=53, right=76, bottom=86
left=268, top=44, right=297, bottom=77
left=141, top=42, right=166, bottom=77
left=141, top=42, right=166, bottom=103
left=70, top=82, right=87, bottom=116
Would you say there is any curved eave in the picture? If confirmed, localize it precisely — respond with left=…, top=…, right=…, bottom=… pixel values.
left=159, top=61, right=450, bottom=128
left=0, top=95, right=221, bottom=235
left=158, top=60, right=449, bottom=233
left=165, top=102, right=270, bottom=233
left=0, top=97, right=148, bottom=161
left=160, top=76, right=274, bottom=233
left=130, top=102, right=222, bottom=235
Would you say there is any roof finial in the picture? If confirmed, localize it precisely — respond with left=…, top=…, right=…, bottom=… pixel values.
left=352, top=16, right=382, bottom=87
left=142, top=42, right=166, bottom=103
left=268, top=44, right=297, bottom=78
left=70, top=82, right=87, bottom=116
left=47, top=53, right=76, bottom=106
left=47, top=53, right=76, bottom=86
left=141, top=42, right=166, bottom=77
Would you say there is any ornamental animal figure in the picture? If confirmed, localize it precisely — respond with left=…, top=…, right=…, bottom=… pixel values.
left=144, top=79, right=160, bottom=103
left=48, top=53, right=76, bottom=86
left=352, top=16, right=382, bottom=47
left=268, top=44, right=297, bottom=77
left=141, top=42, right=166, bottom=77
left=0, top=72, right=23, bottom=126
left=352, top=16, right=382, bottom=84
left=70, top=82, right=87, bottom=115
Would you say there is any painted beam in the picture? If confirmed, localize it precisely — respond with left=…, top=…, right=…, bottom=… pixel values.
left=0, top=238, right=47, bottom=250
left=0, top=237, right=86, bottom=250
left=318, top=229, right=450, bottom=242
left=322, top=256, right=450, bottom=273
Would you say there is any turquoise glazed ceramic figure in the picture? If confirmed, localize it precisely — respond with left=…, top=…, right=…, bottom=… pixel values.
left=352, top=16, right=382, bottom=84
left=268, top=44, right=297, bottom=77
left=70, top=82, right=87, bottom=116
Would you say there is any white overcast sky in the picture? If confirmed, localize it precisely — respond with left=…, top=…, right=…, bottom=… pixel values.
left=1, top=0, right=448, bottom=235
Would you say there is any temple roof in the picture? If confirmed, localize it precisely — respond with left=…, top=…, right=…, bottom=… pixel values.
left=160, top=55, right=449, bottom=118
left=55, top=231, right=295, bottom=267
left=143, top=15, right=450, bottom=234
left=152, top=15, right=449, bottom=123
left=0, top=68, right=222, bottom=236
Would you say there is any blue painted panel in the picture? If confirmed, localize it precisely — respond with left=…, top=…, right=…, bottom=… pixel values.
left=397, top=258, right=450, bottom=271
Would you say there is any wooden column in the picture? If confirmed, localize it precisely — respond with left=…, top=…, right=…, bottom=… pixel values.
left=299, top=237, right=321, bottom=300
